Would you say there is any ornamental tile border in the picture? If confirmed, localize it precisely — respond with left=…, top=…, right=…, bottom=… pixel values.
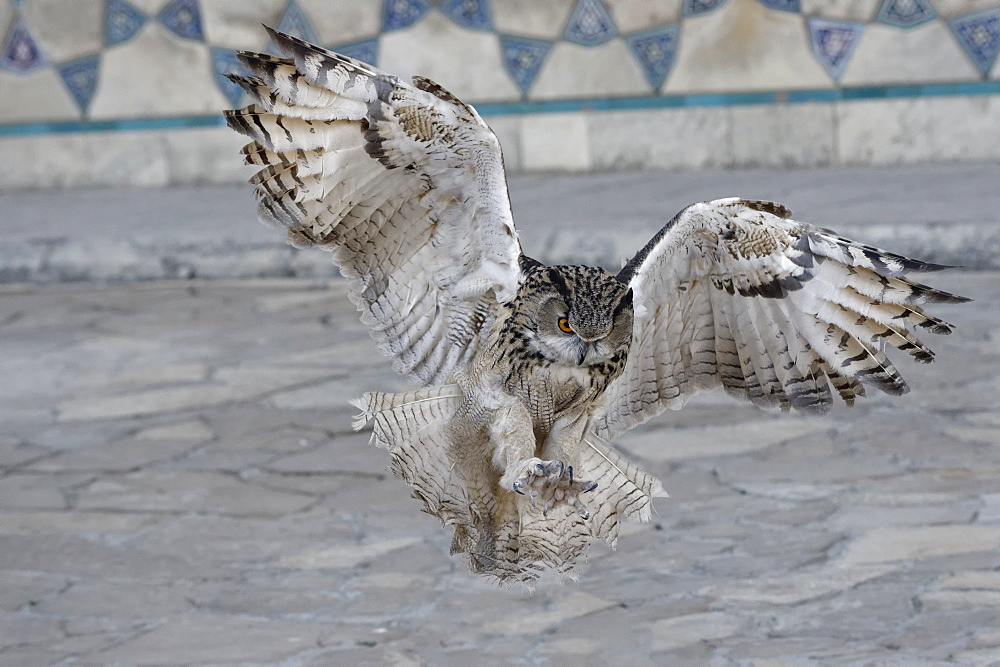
left=948, top=8, right=1000, bottom=76
left=104, top=0, right=147, bottom=47
left=563, top=0, right=618, bottom=46
left=0, top=15, right=45, bottom=74
left=624, top=24, right=681, bottom=90
left=876, top=0, right=936, bottom=29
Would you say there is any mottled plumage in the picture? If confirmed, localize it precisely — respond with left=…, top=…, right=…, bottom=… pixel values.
left=226, top=28, right=970, bottom=585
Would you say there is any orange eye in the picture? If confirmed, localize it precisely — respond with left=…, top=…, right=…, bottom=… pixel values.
left=557, top=317, right=573, bottom=333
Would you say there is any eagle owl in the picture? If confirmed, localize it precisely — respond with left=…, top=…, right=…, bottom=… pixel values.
left=226, top=28, right=969, bottom=584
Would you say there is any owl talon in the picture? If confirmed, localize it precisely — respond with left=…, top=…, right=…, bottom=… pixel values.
left=508, top=458, right=596, bottom=521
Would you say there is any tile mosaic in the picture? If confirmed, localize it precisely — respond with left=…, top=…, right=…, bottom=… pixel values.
left=22, top=0, right=103, bottom=61
left=624, top=24, right=680, bottom=90
left=379, top=11, right=519, bottom=101
left=840, top=21, right=979, bottom=85
left=758, top=0, right=801, bottom=12
left=105, top=0, right=148, bottom=47
left=605, top=0, right=683, bottom=33
left=331, top=38, right=378, bottom=67
left=683, top=0, right=729, bottom=18
left=211, top=47, right=249, bottom=108
left=531, top=39, right=649, bottom=99
left=492, top=0, right=575, bottom=40
left=875, top=0, right=936, bottom=28
left=158, top=0, right=203, bottom=41
left=800, top=0, right=879, bottom=22
left=808, top=17, right=865, bottom=80
left=563, top=0, right=619, bottom=46
left=274, top=0, right=319, bottom=46
left=667, top=0, right=830, bottom=92
left=948, top=8, right=1000, bottom=76
left=500, top=34, right=552, bottom=94
left=441, top=0, right=492, bottom=31
left=57, top=55, right=101, bottom=114
left=382, top=0, right=431, bottom=32
left=1, top=16, right=45, bottom=73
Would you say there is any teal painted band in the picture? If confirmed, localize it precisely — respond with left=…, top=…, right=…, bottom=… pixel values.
left=1, top=80, right=998, bottom=137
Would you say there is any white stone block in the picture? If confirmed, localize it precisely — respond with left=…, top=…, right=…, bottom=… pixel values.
left=200, top=0, right=282, bottom=50
left=932, top=0, right=1000, bottom=18
left=530, top=39, right=651, bottom=99
left=298, top=0, right=382, bottom=44
left=89, top=25, right=228, bottom=120
left=163, top=126, right=254, bottom=185
left=605, top=0, right=683, bottom=34
left=731, top=102, right=836, bottom=167
left=800, top=0, right=880, bottom=21
left=379, top=11, right=520, bottom=103
left=836, top=95, right=1000, bottom=165
left=23, top=0, right=103, bottom=62
left=519, top=112, right=592, bottom=171
left=840, top=21, right=980, bottom=86
left=666, top=0, right=831, bottom=93
left=0, top=69, right=79, bottom=124
left=492, top=0, right=576, bottom=40
left=587, top=106, right=733, bottom=170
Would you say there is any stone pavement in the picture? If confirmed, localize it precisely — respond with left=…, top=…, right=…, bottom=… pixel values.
left=3, top=164, right=1000, bottom=283
left=2, top=267, right=998, bottom=664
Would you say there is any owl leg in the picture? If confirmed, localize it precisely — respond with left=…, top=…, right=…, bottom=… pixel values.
left=505, top=458, right=598, bottom=519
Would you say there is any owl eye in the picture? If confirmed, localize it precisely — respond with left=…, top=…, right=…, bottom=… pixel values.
left=557, top=316, right=573, bottom=334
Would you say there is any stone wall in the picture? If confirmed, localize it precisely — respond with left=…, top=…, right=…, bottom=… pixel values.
left=1, top=0, right=998, bottom=190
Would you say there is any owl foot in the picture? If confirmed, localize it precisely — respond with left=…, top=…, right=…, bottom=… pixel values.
left=509, top=458, right=598, bottom=520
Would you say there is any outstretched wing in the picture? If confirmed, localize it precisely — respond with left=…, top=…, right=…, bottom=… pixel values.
left=596, top=197, right=970, bottom=439
left=224, top=28, right=522, bottom=386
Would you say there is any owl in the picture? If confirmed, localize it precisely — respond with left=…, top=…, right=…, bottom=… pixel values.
left=225, top=28, right=969, bottom=585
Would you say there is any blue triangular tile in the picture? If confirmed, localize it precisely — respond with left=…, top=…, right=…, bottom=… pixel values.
left=105, top=0, right=147, bottom=47
left=683, top=0, right=728, bottom=18
left=158, top=0, right=203, bottom=41
left=625, top=25, right=680, bottom=90
left=57, top=55, right=101, bottom=113
left=442, top=0, right=492, bottom=31
left=808, top=18, right=864, bottom=81
left=275, top=0, right=319, bottom=45
left=500, top=34, right=552, bottom=95
left=758, top=0, right=799, bottom=13
left=383, top=0, right=431, bottom=32
left=212, top=47, right=250, bottom=108
left=1, top=16, right=45, bottom=73
left=876, top=0, right=936, bottom=28
left=332, top=38, right=379, bottom=67
left=948, top=8, right=1000, bottom=76
left=563, top=0, right=618, bottom=47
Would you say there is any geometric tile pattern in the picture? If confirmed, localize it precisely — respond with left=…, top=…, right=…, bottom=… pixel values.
left=275, top=0, right=319, bottom=46
left=332, top=38, right=379, bottom=67
left=441, top=0, right=492, bottom=32
left=948, top=8, right=1000, bottom=76
left=876, top=0, right=936, bottom=29
left=683, top=0, right=729, bottom=18
left=757, top=0, right=800, bottom=13
left=104, top=0, right=147, bottom=47
left=500, top=34, right=553, bottom=94
left=625, top=24, right=680, bottom=89
left=57, top=55, right=101, bottom=112
left=808, top=18, right=865, bottom=81
left=1, top=16, right=45, bottom=73
left=158, top=0, right=204, bottom=41
left=211, top=47, right=250, bottom=108
left=563, top=0, right=618, bottom=46
left=383, top=0, right=432, bottom=32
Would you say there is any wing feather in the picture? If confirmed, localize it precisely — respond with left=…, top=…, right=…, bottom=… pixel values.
left=225, top=27, right=522, bottom=386
left=597, top=198, right=970, bottom=439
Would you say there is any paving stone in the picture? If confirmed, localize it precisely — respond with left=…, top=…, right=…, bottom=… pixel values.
left=279, top=536, right=425, bottom=570
left=701, top=563, right=898, bottom=605
left=649, top=611, right=743, bottom=651
left=839, top=525, right=1000, bottom=565
left=27, top=438, right=198, bottom=473
left=134, top=419, right=215, bottom=442
left=0, top=472, right=92, bottom=510
left=482, top=592, right=619, bottom=636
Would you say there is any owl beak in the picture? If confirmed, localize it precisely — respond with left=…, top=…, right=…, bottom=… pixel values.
left=576, top=345, right=588, bottom=366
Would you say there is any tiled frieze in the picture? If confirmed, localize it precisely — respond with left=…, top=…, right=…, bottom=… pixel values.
left=0, top=0, right=998, bottom=186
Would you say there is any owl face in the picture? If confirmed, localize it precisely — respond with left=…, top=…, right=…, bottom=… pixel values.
left=523, top=265, right=634, bottom=367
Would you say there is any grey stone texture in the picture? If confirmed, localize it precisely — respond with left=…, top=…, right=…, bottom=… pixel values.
left=1, top=168, right=999, bottom=663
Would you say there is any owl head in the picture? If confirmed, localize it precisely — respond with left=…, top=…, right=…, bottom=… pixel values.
left=517, top=261, right=634, bottom=367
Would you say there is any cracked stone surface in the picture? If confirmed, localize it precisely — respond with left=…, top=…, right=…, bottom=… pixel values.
left=1, top=271, right=997, bottom=664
